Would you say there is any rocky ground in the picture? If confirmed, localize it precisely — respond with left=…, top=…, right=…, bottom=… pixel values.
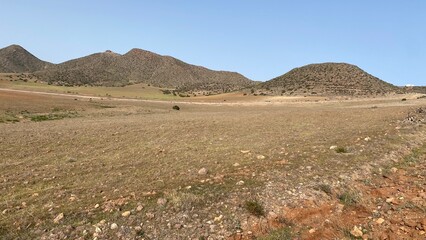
left=1, top=91, right=425, bottom=240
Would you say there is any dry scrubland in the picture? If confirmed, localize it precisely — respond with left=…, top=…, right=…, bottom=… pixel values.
left=0, top=85, right=425, bottom=239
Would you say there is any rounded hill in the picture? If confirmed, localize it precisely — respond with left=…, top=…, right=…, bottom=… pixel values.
left=257, top=63, right=399, bottom=96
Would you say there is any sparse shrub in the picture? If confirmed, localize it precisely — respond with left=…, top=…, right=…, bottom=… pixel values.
left=30, top=115, right=50, bottom=122
left=244, top=199, right=265, bottom=217
left=172, top=105, right=180, bottom=111
left=315, top=184, right=332, bottom=195
left=335, top=147, right=347, bottom=153
left=162, top=89, right=172, bottom=95
left=338, top=190, right=359, bottom=206
left=401, top=98, right=407, bottom=101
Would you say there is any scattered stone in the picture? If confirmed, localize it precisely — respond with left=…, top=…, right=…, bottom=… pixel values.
left=94, top=204, right=100, bottom=208
left=240, top=150, right=250, bottom=154
left=376, top=218, right=385, bottom=224
left=386, top=197, right=395, bottom=204
left=95, top=226, right=102, bottom=233
left=330, top=145, right=337, bottom=150
left=335, top=204, right=344, bottom=213
left=256, top=155, right=266, bottom=160
left=236, top=180, right=245, bottom=186
left=403, top=219, right=417, bottom=228
left=53, top=213, right=64, bottom=223
left=309, top=228, right=316, bottom=234
left=146, top=212, right=155, bottom=219
left=350, top=226, right=363, bottom=238
left=110, top=223, right=118, bottom=230
left=121, top=211, right=131, bottom=217
left=390, top=167, right=398, bottom=173
left=198, top=168, right=208, bottom=175
left=157, top=198, right=167, bottom=206
left=214, top=215, right=223, bottom=222
left=364, top=137, right=371, bottom=141
left=174, top=223, right=183, bottom=229
left=233, top=163, right=240, bottom=167
left=136, top=205, right=144, bottom=211
left=2, top=209, right=8, bottom=214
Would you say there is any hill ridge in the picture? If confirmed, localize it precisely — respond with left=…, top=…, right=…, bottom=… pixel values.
left=0, top=44, right=52, bottom=73
left=256, top=62, right=400, bottom=96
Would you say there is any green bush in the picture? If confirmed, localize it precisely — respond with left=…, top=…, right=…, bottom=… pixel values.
left=244, top=199, right=265, bottom=217
left=335, top=147, right=347, bottom=153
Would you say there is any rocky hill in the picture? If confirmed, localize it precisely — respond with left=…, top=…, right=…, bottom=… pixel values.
left=34, top=48, right=254, bottom=92
left=0, top=45, right=254, bottom=93
left=412, top=86, right=426, bottom=94
left=0, top=45, right=52, bottom=73
left=255, top=63, right=400, bottom=96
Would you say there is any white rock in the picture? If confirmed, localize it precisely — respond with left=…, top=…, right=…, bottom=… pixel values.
left=136, top=205, right=144, bottom=211
left=376, top=218, right=385, bottom=224
left=157, top=198, right=167, bottom=206
left=236, top=180, right=245, bottom=186
left=110, top=223, right=118, bottom=230
left=53, top=213, right=64, bottom=223
left=350, top=226, right=363, bottom=237
left=256, top=155, right=266, bottom=160
left=233, top=163, right=240, bottom=167
left=214, top=215, right=223, bottom=222
left=364, top=137, right=371, bottom=141
left=121, top=211, right=131, bottom=217
left=240, top=150, right=250, bottom=154
left=198, top=168, right=208, bottom=175
left=330, top=145, right=337, bottom=150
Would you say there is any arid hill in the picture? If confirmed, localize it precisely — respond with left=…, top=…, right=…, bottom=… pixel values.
left=412, top=86, right=426, bottom=94
left=255, top=63, right=400, bottom=96
left=34, top=48, right=254, bottom=92
left=0, top=45, right=254, bottom=93
left=0, top=45, right=52, bottom=73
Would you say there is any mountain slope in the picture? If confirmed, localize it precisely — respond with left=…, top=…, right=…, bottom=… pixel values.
left=35, top=48, right=254, bottom=92
left=257, top=63, right=399, bottom=96
left=0, top=45, right=52, bottom=72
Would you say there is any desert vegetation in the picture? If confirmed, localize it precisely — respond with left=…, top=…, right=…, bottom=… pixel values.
left=0, top=85, right=425, bottom=239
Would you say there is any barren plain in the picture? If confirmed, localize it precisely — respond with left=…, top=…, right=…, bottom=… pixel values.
left=0, top=78, right=425, bottom=239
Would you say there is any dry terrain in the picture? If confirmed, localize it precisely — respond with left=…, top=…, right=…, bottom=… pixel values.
left=0, top=44, right=255, bottom=93
left=0, top=83, right=425, bottom=240
left=255, top=63, right=400, bottom=96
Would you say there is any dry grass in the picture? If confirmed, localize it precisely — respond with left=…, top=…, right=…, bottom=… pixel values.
left=0, top=86, right=425, bottom=238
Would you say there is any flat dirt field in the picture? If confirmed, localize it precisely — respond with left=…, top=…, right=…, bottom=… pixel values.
left=0, top=86, right=425, bottom=239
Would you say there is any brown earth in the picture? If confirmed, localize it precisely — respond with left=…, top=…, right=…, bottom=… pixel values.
left=0, top=86, right=425, bottom=240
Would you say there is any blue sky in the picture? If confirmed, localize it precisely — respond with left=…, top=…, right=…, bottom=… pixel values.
left=1, top=1, right=425, bottom=86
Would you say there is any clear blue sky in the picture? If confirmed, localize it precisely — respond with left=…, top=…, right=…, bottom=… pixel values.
left=1, top=1, right=425, bottom=86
